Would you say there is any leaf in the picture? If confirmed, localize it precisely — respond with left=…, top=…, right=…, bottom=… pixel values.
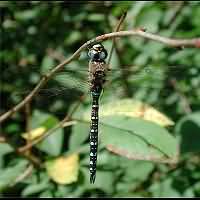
left=69, top=121, right=90, bottom=150
left=81, top=167, right=115, bottom=194
left=14, top=9, right=39, bottom=21
left=39, top=190, right=53, bottom=198
left=83, top=99, right=174, bottom=127
left=41, top=55, right=55, bottom=74
left=0, top=143, right=14, bottom=168
left=0, top=160, right=28, bottom=191
left=149, top=178, right=180, bottom=197
left=136, top=6, right=163, bottom=32
left=29, top=110, right=64, bottom=156
left=99, top=115, right=178, bottom=164
left=87, top=14, right=105, bottom=22
left=183, top=187, right=195, bottom=197
left=119, top=159, right=155, bottom=182
left=22, top=181, right=50, bottom=197
left=38, top=126, right=63, bottom=157
left=0, top=143, right=13, bottom=156
left=175, top=111, right=200, bottom=154
left=65, top=31, right=82, bottom=45
left=22, top=127, right=47, bottom=141
left=91, top=171, right=115, bottom=194
left=45, top=153, right=79, bottom=185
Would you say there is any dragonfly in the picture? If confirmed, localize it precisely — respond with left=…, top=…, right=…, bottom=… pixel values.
left=87, top=43, right=109, bottom=183
left=2, top=43, right=198, bottom=183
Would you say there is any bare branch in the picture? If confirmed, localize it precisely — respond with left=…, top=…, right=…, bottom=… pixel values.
left=9, top=164, right=34, bottom=187
left=0, top=28, right=199, bottom=123
left=107, top=11, right=127, bottom=65
left=17, top=96, right=83, bottom=153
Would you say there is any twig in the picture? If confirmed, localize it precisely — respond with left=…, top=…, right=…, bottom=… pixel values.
left=107, top=12, right=131, bottom=96
left=17, top=95, right=84, bottom=153
left=19, top=151, right=42, bottom=167
left=0, top=29, right=199, bottom=123
left=9, top=164, right=34, bottom=187
left=17, top=119, right=68, bottom=153
left=107, top=11, right=127, bottom=65
left=23, top=100, right=42, bottom=166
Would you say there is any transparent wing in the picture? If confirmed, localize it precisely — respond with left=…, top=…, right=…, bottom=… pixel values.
left=3, top=62, right=199, bottom=117
left=4, top=63, right=199, bottom=100
left=8, top=70, right=90, bottom=102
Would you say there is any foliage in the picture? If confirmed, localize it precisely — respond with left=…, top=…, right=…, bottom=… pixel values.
left=0, top=1, right=200, bottom=197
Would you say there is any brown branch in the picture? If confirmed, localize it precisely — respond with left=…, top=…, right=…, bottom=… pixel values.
left=107, top=12, right=131, bottom=96
left=18, top=150, right=42, bottom=167
left=0, top=29, right=200, bottom=123
left=17, top=118, right=68, bottom=153
left=107, top=11, right=127, bottom=65
left=9, top=164, right=34, bottom=187
left=17, top=95, right=84, bottom=153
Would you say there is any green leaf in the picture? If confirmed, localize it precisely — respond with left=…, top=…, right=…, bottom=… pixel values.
left=14, top=9, right=39, bottom=21
left=99, top=115, right=178, bottom=164
left=81, top=167, right=115, bottom=194
left=136, top=7, right=163, bottom=32
left=65, top=31, right=82, bottom=45
left=87, top=14, right=104, bottom=22
left=38, top=126, right=63, bottom=156
left=39, top=190, right=53, bottom=198
left=0, top=143, right=14, bottom=169
left=30, top=110, right=64, bottom=156
left=22, top=181, right=50, bottom=197
left=168, top=49, right=197, bottom=65
left=120, top=159, right=155, bottom=182
left=175, top=111, right=200, bottom=154
left=149, top=178, right=180, bottom=197
left=69, top=121, right=89, bottom=150
left=0, top=143, right=13, bottom=156
left=183, top=187, right=195, bottom=197
left=0, top=160, right=28, bottom=191
left=41, top=56, right=55, bottom=74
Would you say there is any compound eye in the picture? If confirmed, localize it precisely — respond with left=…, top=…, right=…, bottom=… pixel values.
left=99, top=50, right=107, bottom=60
left=88, top=49, right=98, bottom=59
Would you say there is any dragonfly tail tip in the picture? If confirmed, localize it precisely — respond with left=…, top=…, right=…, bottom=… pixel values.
left=90, top=174, right=96, bottom=184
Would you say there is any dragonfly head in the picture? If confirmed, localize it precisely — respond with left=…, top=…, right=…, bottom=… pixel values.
left=88, top=43, right=108, bottom=61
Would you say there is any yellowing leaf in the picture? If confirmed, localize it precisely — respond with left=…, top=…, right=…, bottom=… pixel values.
left=101, top=99, right=175, bottom=127
left=83, top=99, right=174, bottom=127
left=22, top=127, right=46, bottom=141
left=45, top=153, right=79, bottom=185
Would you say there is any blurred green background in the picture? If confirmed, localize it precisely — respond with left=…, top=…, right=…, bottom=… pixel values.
left=0, top=1, right=200, bottom=197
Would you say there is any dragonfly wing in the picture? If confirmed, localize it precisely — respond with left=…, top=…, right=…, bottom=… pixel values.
left=101, top=64, right=200, bottom=107
left=106, top=64, right=196, bottom=87
left=7, top=69, right=90, bottom=109
left=4, top=62, right=198, bottom=109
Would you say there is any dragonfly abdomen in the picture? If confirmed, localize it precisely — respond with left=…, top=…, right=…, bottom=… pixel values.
left=89, top=86, right=102, bottom=184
